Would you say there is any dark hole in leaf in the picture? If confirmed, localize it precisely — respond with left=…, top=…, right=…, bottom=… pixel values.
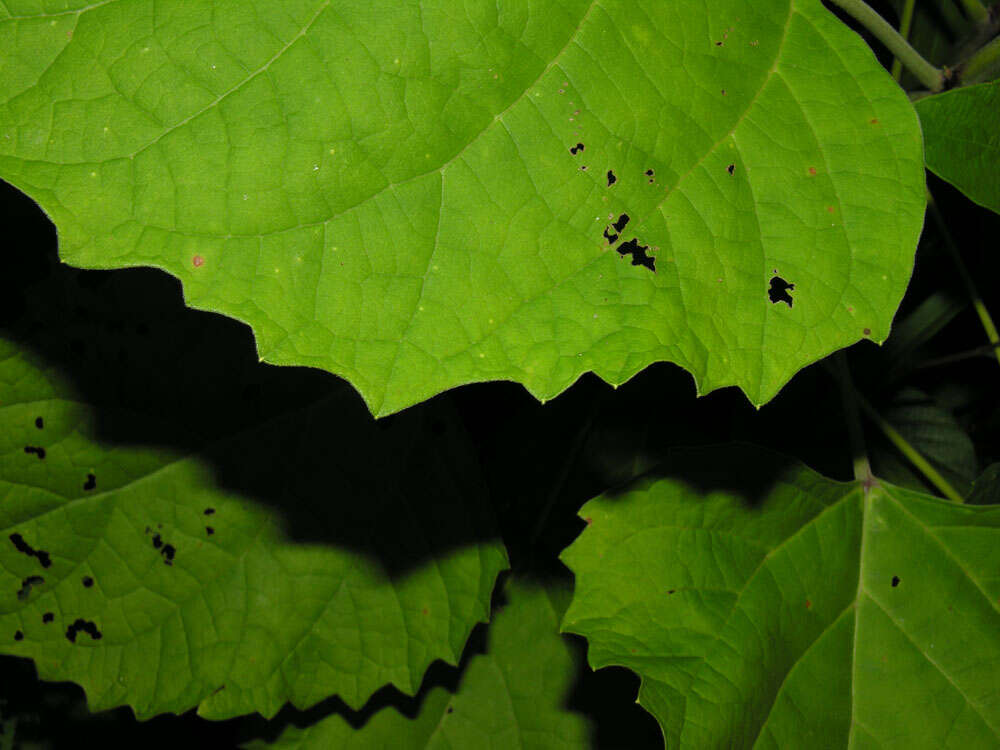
left=35, top=417, right=43, bottom=429
left=14, top=630, right=23, bottom=641
left=569, top=142, right=585, bottom=155
left=23, top=446, right=46, bottom=460
left=42, top=612, right=54, bottom=624
left=602, top=227, right=619, bottom=244
left=9, top=533, right=52, bottom=569
left=83, top=473, right=97, bottom=491
left=891, top=575, right=900, bottom=587
left=206, top=527, right=215, bottom=536
left=446, top=706, right=454, bottom=714
left=612, top=213, right=630, bottom=233
left=152, top=533, right=163, bottom=549
left=616, top=238, right=656, bottom=272
left=667, top=589, right=675, bottom=594
left=715, top=40, right=723, bottom=47
left=204, top=508, right=215, bottom=515
left=727, top=164, right=735, bottom=176
left=162, top=544, right=176, bottom=565
left=82, top=576, right=94, bottom=588
left=645, top=169, right=654, bottom=177
left=65, top=618, right=102, bottom=643
left=17, top=575, right=44, bottom=602
left=606, top=170, right=617, bottom=187
left=768, top=277, right=794, bottom=307
left=580, top=165, right=588, bottom=171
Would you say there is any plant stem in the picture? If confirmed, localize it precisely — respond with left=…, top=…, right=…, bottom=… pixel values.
left=827, top=0, right=945, bottom=90
left=959, top=35, right=1000, bottom=84
left=957, top=0, right=991, bottom=25
left=832, top=353, right=874, bottom=484
left=855, top=395, right=966, bottom=503
left=892, top=0, right=916, bottom=81
left=917, top=342, right=1000, bottom=369
left=927, top=190, right=1000, bottom=369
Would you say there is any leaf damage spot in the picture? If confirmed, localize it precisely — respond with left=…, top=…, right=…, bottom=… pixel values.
left=23, top=446, right=46, bottom=460
left=204, top=508, right=216, bottom=515
left=83, top=473, right=97, bottom=491
left=14, top=630, right=23, bottom=641
left=808, top=167, right=817, bottom=176
left=9, top=533, right=52, bottom=569
left=768, top=276, right=794, bottom=307
left=42, top=612, right=54, bottom=624
left=863, top=328, right=871, bottom=336
left=35, top=417, right=44, bottom=429
left=569, top=142, right=585, bottom=155
left=206, top=527, right=214, bottom=536
left=17, top=575, right=44, bottom=601
left=192, top=255, right=205, bottom=268
left=726, top=164, right=735, bottom=176
left=891, top=575, right=900, bottom=587
left=606, top=170, right=617, bottom=187
left=617, top=238, right=656, bottom=272
left=151, top=533, right=176, bottom=565
left=82, top=576, right=94, bottom=588
left=805, top=599, right=812, bottom=609
left=66, top=618, right=102, bottom=643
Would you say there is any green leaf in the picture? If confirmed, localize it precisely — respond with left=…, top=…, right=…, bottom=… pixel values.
left=969, top=464, right=1000, bottom=506
left=561, top=445, right=1000, bottom=748
left=869, top=386, right=977, bottom=497
left=916, top=81, right=1000, bottom=214
left=245, top=579, right=590, bottom=749
left=0, top=264, right=507, bottom=720
left=0, top=0, right=925, bottom=415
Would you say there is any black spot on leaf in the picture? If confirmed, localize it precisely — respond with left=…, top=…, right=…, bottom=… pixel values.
left=9, top=533, right=52, bottom=568
left=65, top=618, right=102, bottom=643
left=14, top=630, right=23, bottom=641
left=768, top=277, right=794, bottom=307
left=727, top=164, right=735, bottom=176
left=612, top=213, right=630, bottom=233
left=42, top=612, right=54, bottom=624
left=569, top=142, right=585, bottom=155
left=446, top=706, right=454, bottom=714
left=891, top=575, right=900, bottom=587
left=606, top=170, right=617, bottom=187
left=83, top=473, right=97, bottom=491
left=17, top=575, right=44, bottom=601
left=616, top=238, right=656, bottom=272
left=204, top=508, right=215, bottom=515
left=602, top=227, right=618, bottom=244
left=206, top=527, right=215, bottom=536
left=35, top=417, right=44, bottom=429
left=23, top=446, right=46, bottom=459
left=82, top=576, right=94, bottom=588
left=645, top=169, right=654, bottom=177
left=162, top=544, right=176, bottom=564
left=152, top=533, right=163, bottom=549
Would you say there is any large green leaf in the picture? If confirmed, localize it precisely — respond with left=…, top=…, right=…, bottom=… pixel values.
left=916, top=81, right=1000, bottom=215
left=561, top=445, right=1000, bottom=748
left=0, top=0, right=924, bottom=415
left=245, top=579, right=590, bottom=749
left=0, top=259, right=506, bottom=720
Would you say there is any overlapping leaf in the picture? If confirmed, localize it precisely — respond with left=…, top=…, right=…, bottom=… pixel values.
left=0, top=260, right=506, bottom=720
left=916, top=81, right=1000, bottom=214
left=0, top=0, right=924, bottom=414
left=248, top=579, right=589, bottom=749
left=562, top=445, right=1000, bottom=748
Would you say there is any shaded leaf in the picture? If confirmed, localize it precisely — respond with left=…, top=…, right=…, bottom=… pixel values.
left=0, top=0, right=924, bottom=414
left=969, top=463, right=1000, bottom=506
left=562, top=445, right=1000, bottom=748
left=245, top=579, right=589, bottom=749
left=916, top=81, right=1000, bottom=214
left=0, top=258, right=506, bottom=721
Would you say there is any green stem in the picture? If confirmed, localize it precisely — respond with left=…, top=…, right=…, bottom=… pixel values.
left=856, top=396, right=966, bottom=503
left=957, top=0, right=991, bottom=25
left=832, top=353, right=874, bottom=484
left=827, top=0, right=945, bottom=90
left=927, top=190, right=1000, bottom=369
left=917, top=342, right=1000, bottom=369
left=892, top=0, right=916, bottom=81
left=959, top=35, right=1000, bottom=84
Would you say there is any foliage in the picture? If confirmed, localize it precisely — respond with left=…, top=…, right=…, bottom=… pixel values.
left=1, top=0, right=999, bottom=747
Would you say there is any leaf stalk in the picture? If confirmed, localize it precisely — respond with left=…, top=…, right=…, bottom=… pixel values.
left=891, top=0, right=916, bottom=81
left=827, top=0, right=945, bottom=90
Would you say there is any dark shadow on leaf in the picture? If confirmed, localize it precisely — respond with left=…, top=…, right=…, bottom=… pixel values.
left=0, top=179, right=499, bottom=578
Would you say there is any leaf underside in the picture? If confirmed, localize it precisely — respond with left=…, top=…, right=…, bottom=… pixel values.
left=561, top=445, right=1000, bottom=749
left=0, top=0, right=924, bottom=415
